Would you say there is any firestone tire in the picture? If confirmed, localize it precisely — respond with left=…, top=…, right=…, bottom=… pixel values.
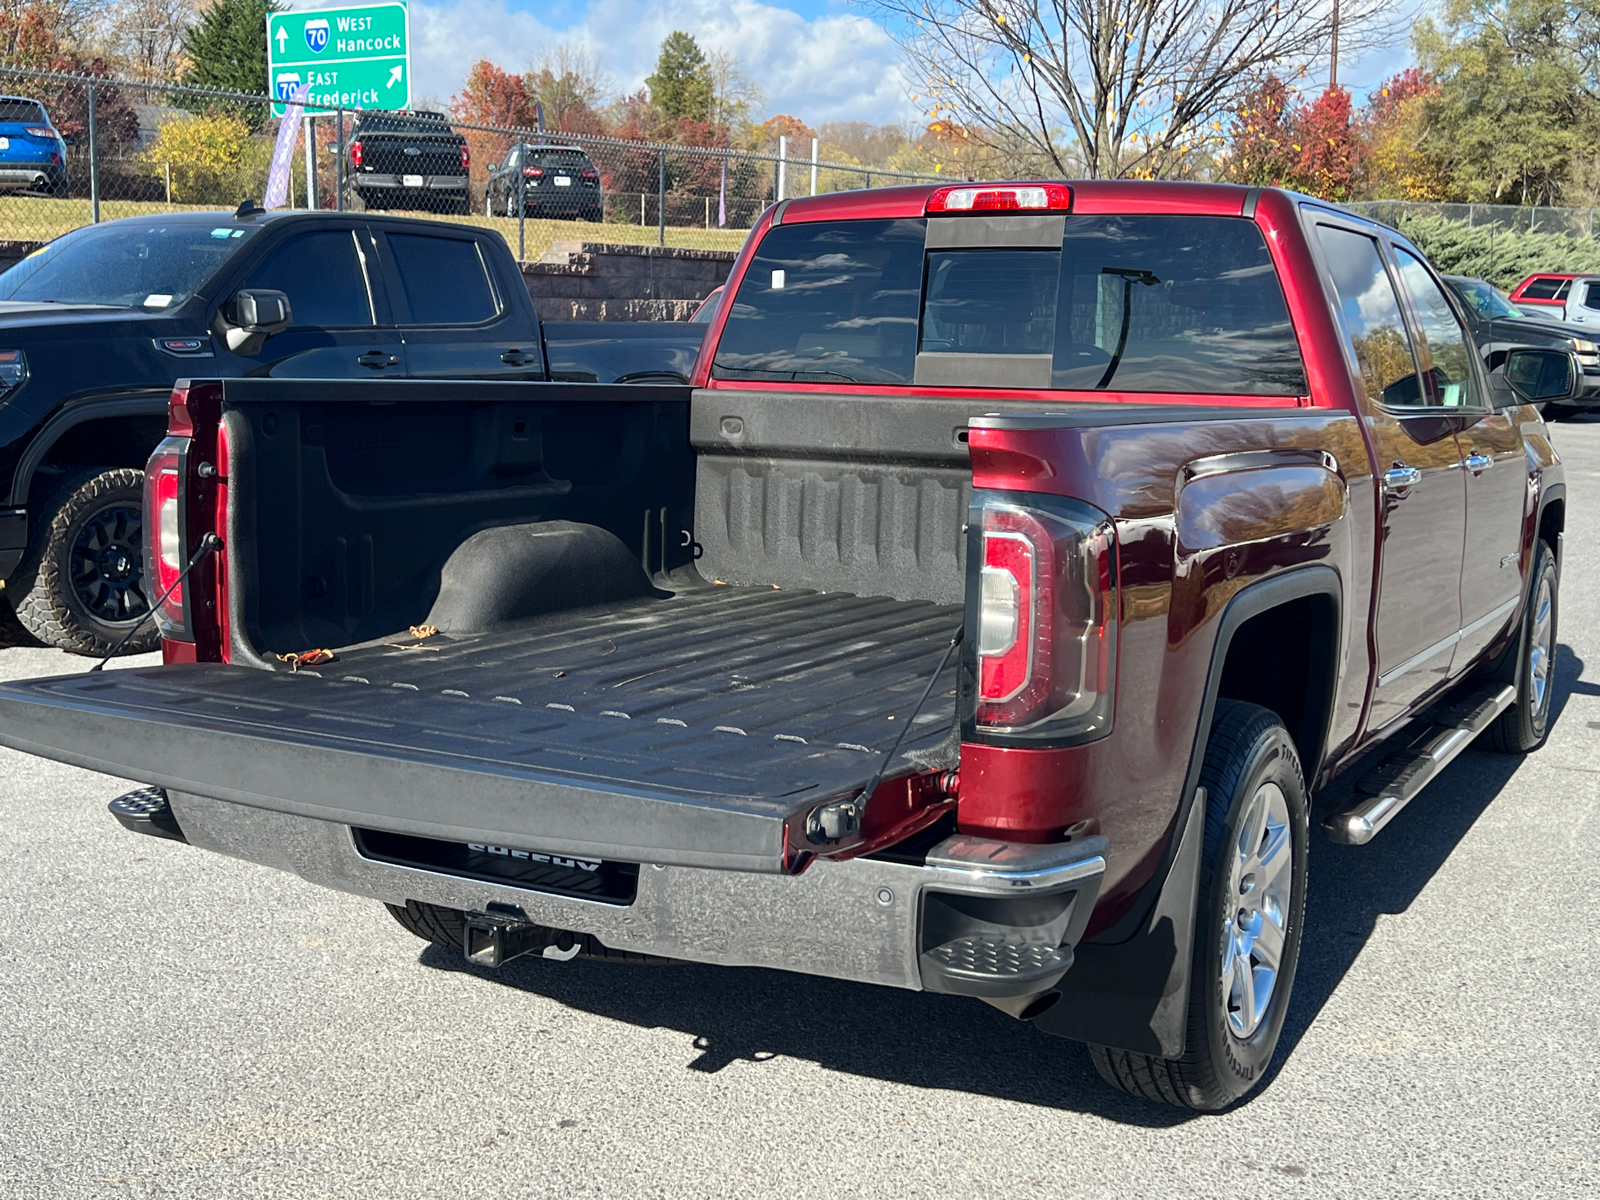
left=1487, top=540, right=1558, bottom=754
left=1089, top=701, right=1309, bottom=1111
left=10, top=467, right=160, bottom=657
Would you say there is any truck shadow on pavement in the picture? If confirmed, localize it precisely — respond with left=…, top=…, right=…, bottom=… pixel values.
left=414, top=646, right=1583, bottom=1125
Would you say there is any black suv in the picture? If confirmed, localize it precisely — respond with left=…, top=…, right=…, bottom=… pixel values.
left=1444, top=274, right=1600, bottom=419
left=345, top=111, right=471, bottom=215
left=485, top=144, right=603, bottom=221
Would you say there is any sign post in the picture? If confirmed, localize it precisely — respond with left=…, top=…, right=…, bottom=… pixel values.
left=267, top=2, right=411, bottom=117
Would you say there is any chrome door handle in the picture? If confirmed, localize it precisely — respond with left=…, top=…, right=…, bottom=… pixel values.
left=1463, top=453, right=1493, bottom=473
left=1383, top=466, right=1422, bottom=492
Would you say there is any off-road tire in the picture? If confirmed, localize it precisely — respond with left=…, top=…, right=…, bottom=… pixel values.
left=1089, top=701, right=1309, bottom=1111
left=11, top=467, right=160, bottom=657
left=1487, top=540, right=1559, bottom=753
left=383, top=898, right=673, bottom=965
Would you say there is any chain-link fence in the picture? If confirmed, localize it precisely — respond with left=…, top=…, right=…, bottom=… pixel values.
left=0, top=64, right=957, bottom=265
left=1344, top=200, right=1600, bottom=239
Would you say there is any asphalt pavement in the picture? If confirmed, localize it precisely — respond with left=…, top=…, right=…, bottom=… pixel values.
left=2, top=423, right=1599, bottom=1200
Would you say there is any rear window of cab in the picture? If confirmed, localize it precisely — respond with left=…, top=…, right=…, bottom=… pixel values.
left=711, top=214, right=1308, bottom=395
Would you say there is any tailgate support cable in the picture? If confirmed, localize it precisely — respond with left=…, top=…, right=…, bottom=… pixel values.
left=90, top=533, right=223, bottom=672
left=807, top=624, right=965, bottom=844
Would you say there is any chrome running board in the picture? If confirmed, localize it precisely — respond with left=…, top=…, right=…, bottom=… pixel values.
left=1324, top=684, right=1516, bottom=845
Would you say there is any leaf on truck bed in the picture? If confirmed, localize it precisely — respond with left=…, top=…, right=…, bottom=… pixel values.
left=276, top=649, right=337, bottom=672
left=409, top=624, right=439, bottom=639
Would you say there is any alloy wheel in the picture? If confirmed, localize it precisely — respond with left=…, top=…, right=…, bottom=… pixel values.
left=68, top=501, right=149, bottom=624
left=1221, top=780, right=1293, bottom=1039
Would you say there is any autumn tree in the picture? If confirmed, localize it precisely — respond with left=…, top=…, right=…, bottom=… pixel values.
left=527, top=41, right=609, bottom=135
left=1415, top=0, right=1594, bottom=204
left=451, top=59, right=532, bottom=193
left=1361, top=68, right=1446, bottom=199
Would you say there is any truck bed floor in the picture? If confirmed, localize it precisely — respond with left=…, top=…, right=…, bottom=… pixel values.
left=0, top=585, right=962, bottom=872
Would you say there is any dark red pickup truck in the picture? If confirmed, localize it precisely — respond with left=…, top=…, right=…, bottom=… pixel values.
left=0, top=181, right=1572, bottom=1110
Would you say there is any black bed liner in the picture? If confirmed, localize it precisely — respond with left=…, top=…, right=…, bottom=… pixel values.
left=0, top=585, right=961, bottom=873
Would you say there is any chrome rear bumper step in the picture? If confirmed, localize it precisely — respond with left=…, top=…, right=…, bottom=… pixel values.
left=1324, top=684, right=1515, bottom=845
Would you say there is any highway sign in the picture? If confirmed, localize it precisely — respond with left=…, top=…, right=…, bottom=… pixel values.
left=267, top=2, right=411, bottom=117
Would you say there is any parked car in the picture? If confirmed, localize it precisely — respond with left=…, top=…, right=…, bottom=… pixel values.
left=0, top=96, right=67, bottom=195
left=485, top=143, right=603, bottom=221
left=344, top=110, right=470, bottom=215
left=0, top=206, right=704, bottom=656
left=0, top=182, right=1572, bottom=1115
left=1507, top=271, right=1583, bottom=318
left=1444, top=273, right=1600, bottom=417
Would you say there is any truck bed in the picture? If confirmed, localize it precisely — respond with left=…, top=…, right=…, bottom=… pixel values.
left=0, top=583, right=960, bottom=873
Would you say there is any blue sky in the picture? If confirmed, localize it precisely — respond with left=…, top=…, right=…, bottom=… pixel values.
left=290, top=0, right=1420, bottom=133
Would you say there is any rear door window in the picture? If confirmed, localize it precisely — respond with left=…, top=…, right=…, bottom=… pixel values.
left=711, top=218, right=925, bottom=383
left=244, top=228, right=374, bottom=326
left=1584, top=282, right=1600, bottom=311
left=385, top=233, right=500, bottom=325
left=1315, top=226, right=1428, bottom=408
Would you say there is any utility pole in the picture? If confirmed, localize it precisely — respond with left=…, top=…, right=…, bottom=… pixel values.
left=1330, top=0, right=1340, bottom=92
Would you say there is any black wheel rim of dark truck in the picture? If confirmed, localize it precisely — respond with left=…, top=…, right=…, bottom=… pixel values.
left=69, top=501, right=148, bottom=624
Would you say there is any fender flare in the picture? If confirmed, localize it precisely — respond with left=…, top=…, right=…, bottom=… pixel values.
left=1033, top=564, right=1342, bottom=1058
left=7, top=392, right=169, bottom=508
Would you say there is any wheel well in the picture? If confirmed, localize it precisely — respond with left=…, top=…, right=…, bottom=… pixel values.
left=27, top=415, right=168, bottom=504
left=1214, top=593, right=1339, bottom=784
left=1539, top=497, right=1564, bottom=563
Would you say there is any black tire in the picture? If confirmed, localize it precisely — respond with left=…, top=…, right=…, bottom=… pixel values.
left=1089, top=701, right=1309, bottom=1111
left=10, top=467, right=160, bottom=657
left=386, top=899, right=467, bottom=948
left=1487, top=540, right=1558, bottom=753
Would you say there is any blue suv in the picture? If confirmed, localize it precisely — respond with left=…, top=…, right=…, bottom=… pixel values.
left=0, top=96, right=67, bottom=195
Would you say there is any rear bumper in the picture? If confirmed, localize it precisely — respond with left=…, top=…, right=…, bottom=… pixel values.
left=0, top=165, right=59, bottom=187
left=167, top=790, right=1105, bottom=996
left=354, top=174, right=467, bottom=191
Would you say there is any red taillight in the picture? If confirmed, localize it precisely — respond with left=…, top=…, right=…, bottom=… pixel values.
left=581, top=168, right=598, bottom=179
left=144, top=439, right=189, bottom=639
left=350, top=139, right=363, bottom=168
left=927, top=183, right=1070, bottom=214
left=23, top=125, right=54, bottom=138
left=524, top=166, right=543, bottom=177
left=460, top=144, right=470, bottom=170
left=973, top=496, right=1117, bottom=742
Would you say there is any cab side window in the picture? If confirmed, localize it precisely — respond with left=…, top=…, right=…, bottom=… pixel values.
left=1394, top=248, right=1482, bottom=408
left=1315, top=226, right=1427, bottom=408
left=386, top=233, right=500, bottom=326
left=244, top=229, right=374, bottom=326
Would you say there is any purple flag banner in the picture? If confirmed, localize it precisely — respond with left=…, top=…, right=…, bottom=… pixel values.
left=718, top=156, right=727, bottom=228
left=264, top=85, right=308, bottom=209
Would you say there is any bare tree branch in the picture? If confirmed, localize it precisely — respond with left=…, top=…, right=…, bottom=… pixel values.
left=868, top=0, right=1403, bottom=177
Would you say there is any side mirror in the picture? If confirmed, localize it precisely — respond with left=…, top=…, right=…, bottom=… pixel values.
left=1502, top=348, right=1580, bottom=405
left=232, top=288, right=293, bottom=334
left=219, top=288, right=292, bottom=354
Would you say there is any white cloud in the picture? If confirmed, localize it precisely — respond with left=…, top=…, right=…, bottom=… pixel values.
left=395, top=0, right=917, bottom=125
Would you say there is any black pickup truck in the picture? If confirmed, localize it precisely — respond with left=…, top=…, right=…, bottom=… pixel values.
left=344, top=110, right=471, bottom=215
left=0, top=206, right=705, bottom=656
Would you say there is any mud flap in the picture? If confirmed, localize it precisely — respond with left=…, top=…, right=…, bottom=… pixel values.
left=1030, top=790, right=1204, bottom=1058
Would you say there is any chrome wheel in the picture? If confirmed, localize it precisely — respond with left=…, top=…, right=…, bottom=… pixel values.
left=1221, top=780, right=1293, bottom=1039
left=1529, top=574, right=1554, bottom=718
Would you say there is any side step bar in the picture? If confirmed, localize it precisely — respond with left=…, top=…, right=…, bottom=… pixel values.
left=1324, top=684, right=1516, bottom=846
